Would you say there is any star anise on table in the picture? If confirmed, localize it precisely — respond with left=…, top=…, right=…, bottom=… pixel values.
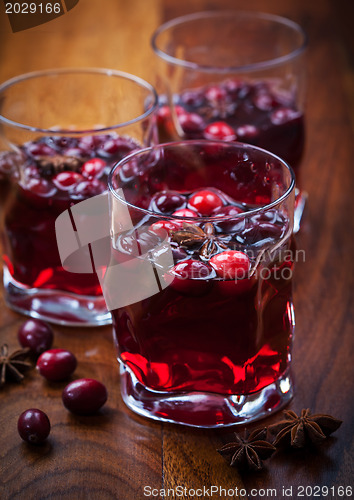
left=171, top=222, right=229, bottom=260
left=36, top=155, right=84, bottom=175
left=268, top=409, right=343, bottom=448
left=218, top=428, right=276, bottom=471
left=0, top=344, right=33, bottom=387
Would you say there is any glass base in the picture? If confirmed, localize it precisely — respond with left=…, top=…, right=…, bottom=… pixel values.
left=119, top=364, right=294, bottom=428
left=294, top=188, right=308, bottom=234
left=3, top=265, right=112, bottom=326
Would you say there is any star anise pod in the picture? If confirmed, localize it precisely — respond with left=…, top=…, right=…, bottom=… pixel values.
left=36, top=155, right=84, bottom=175
left=0, top=344, right=33, bottom=387
left=268, top=409, right=343, bottom=448
left=171, top=222, right=229, bottom=260
left=218, top=428, right=276, bottom=471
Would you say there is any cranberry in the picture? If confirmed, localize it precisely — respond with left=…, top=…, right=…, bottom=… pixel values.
left=78, top=135, right=102, bottom=152
left=210, top=250, right=250, bottom=280
left=149, top=220, right=180, bottom=238
left=26, top=178, right=57, bottom=197
left=64, top=147, right=84, bottom=158
left=166, top=259, right=215, bottom=295
left=36, top=349, right=77, bottom=382
left=18, top=319, right=54, bottom=355
left=26, top=142, right=56, bottom=157
left=81, top=158, right=106, bottom=179
left=156, top=105, right=171, bottom=125
left=203, top=121, right=236, bottom=141
left=18, top=409, right=50, bottom=444
left=150, top=190, right=186, bottom=214
left=100, top=137, right=136, bottom=157
left=72, top=179, right=106, bottom=198
left=24, top=165, right=40, bottom=179
left=179, top=112, right=205, bottom=134
left=205, top=85, right=226, bottom=103
left=253, top=93, right=277, bottom=111
left=62, top=378, right=108, bottom=415
left=181, top=90, right=204, bottom=107
left=53, top=171, right=84, bottom=191
left=189, top=189, right=223, bottom=216
left=212, top=205, right=244, bottom=217
left=235, top=124, right=259, bottom=142
left=270, top=107, right=301, bottom=125
left=172, top=208, right=199, bottom=218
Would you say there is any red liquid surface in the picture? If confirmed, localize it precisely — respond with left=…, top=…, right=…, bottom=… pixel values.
left=111, top=148, right=294, bottom=396
left=157, top=78, right=305, bottom=176
left=2, top=134, right=140, bottom=294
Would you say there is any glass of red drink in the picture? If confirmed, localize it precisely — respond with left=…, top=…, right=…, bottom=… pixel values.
left=106, top=140, right=296, bottom=427
left=0, top=68, right=157, bottom=325
left=151, top=11, right=307, bottom=231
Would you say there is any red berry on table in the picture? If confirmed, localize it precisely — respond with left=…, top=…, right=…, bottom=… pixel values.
left=53, top=171, right=84, bottom=190
left=36, top=349, right=77, bottom=382
left=189, top=190, right=223, bottom=216
left=17, top=409, right=50, bottom=444
left=210, top=250, right=250, bottom=280
left=62, top=378, right=108, bottom=415
left=81, top=158, right=106, bottom=178
left=18, top=319, right=54, bottom=356
left=203, top=121, right=236, bottom=141
left=172, top=208, right=199, bottom=218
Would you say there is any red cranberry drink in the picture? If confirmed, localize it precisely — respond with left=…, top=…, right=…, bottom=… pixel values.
left=152, top=11, right=307, bottom=229
left=156, top=78, right=305, bottom=175
left=108, top=140, right=296, bottom=427
left=0, top=69, right=158, bottom=325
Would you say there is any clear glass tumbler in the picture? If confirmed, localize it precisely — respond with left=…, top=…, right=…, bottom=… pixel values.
left=106, top=140, right=296, bottom=427
left=0, top=68, right=158, bottom=326
left=151, top=11, right=307, bottom=231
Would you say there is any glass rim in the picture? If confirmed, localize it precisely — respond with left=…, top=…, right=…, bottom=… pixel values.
left=0, top=67, right=158, bottom=134
left=151, top=10, right=307, bottom=74
left=108, top=139, right=296, bottom=222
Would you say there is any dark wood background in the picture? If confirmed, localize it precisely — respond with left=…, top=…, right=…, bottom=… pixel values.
left=0, top=0, right=353, bottom=499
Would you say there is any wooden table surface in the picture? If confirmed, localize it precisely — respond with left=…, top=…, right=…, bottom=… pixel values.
left=0, top=0, right=353, bottom=499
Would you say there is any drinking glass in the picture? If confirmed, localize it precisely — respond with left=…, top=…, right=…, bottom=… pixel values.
left=0, top=68, right=158, bottom=326
left=151, top=10, right=307, bottom=231
left=106, top=140, right=296, bottom=427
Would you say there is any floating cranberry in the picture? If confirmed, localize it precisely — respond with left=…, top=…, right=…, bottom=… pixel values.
left=253, top=93, right=277, bottom=111
left=100, top=137, right=136, bottom=157
left=78, top=135, right=102, bottom=152
left=53, top=171, right=84, bottom=191
left=150, top=190, right=186, bottom=214
left=18, top=319, right=54, bottom=356
left=189, top=189, right=223, bottom=216
left=81, top=158, right=106, bottom=179
left=205, top=85, right=226, bottom=103
left=181, top=90, right=204, bottom=107
left=149, top=220, right=181, bottom=238
left=270, top=107, right=301, bottom=125
left=26, top=178, right=57, bottom=197
left=26, top=142, right=56, bottom=157
left=172, top=208, right=199, bottom=218
left=235, top=124, right=259, bottom=142
left=203, top=121, right=236, bottom=141
left=18, top=409, right=50, bottom=444
left=62, top=378, right=108, bottom=415
left=166, top=259, right=215, bottom=295
left=72, top=179, right=106, bottom=198
left=179, top=112, right=205, bottom=134
left=210, top=250, right=250, bottom=280
left=212, top=204, right=244, bottom=217
left=36, top=349, right=77, bottom=382
left=156, top=105, right=171, bottom=125
left=63, top=147, right=84, bottom=158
